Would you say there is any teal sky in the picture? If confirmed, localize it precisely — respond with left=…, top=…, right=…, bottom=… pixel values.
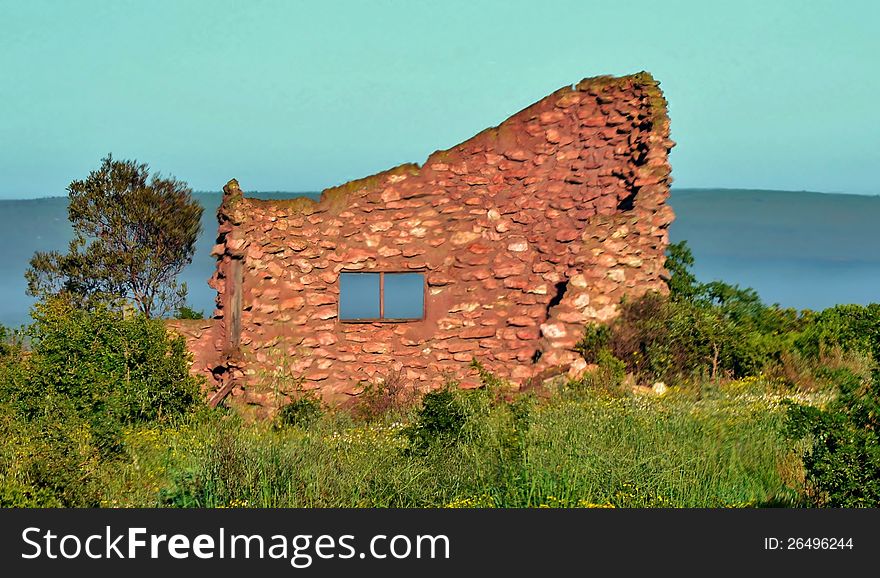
left=1, top=0, right=878, bottom=199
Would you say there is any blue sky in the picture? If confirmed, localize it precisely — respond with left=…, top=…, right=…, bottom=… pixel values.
left=1, top=0, right=878, bottom=199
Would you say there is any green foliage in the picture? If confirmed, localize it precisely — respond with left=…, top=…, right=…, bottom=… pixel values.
left=0, top=299, right=202, bottom=506
left=796, top=304, right=880, bottom=365
left=666, top=241, right=802, bottom=335
left=786, top=369, right=880, bottom=506
left=126, top=383, right=797, bottom=508
left=575, top=324, right=611, bottom=364
left=0, top=324, right=9, bottom=359
left=403, top=383, right=488, bottom=452
left=26, top=154, right=203, bottom=318
left=0, top=401, right=105, bottom=507
left=665, top=240, right=699, bottom=301
left=406, top=386, right=468, bottom=447
left=38, top=299, right=197, bottom=421
left=0, top=297, right=201, bottom=424
left=0, top=324, right=24, bottom=360
left=564, top=347, right=628, bottom=397
left=274, top=395, right=323, bottom=430
left=605, top=292, right=731, bottom=383
left=597, top=349, right=627, bottom=383
left=174, top=305, right=205, bottom=320
left=595, top=241, right=804, bottom=385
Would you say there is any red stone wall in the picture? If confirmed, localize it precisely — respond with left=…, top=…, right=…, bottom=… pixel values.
left=195, top=72, right=675, bottom=411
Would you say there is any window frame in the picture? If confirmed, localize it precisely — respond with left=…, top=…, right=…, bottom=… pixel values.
left=337, top=270, right=427, bottom=323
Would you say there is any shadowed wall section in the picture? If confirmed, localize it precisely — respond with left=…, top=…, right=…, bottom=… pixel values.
left=170, top=71, right=675, bottom=415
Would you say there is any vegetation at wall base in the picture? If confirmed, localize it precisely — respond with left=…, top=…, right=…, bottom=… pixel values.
left=0, top=298, right=202, bottom=506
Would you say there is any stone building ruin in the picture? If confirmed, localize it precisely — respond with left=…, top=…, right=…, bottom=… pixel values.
left=170, top=71, right=675, bottom=413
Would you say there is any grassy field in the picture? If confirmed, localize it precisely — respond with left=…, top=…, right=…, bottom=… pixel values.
left=90, top=376, right=816, bottom=509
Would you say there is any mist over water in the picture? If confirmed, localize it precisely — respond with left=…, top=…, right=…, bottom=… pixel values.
left=667, top=189, right=880, bottom=311
left=0, top=189, right=877, bottom=327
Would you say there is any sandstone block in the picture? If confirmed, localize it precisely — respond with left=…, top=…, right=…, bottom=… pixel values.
left=460, top=326, right=496, bottom=339
left=540, top=322, right=567, bottom=339
left=451, top=231, right=481, bottom=245
left=447, top=340, right=479, bottom=353
left=555, top=228, right=580, bottom=242
left=494, top=262, right=526, bottom=278
left=508, top=316, right=537, bottom=327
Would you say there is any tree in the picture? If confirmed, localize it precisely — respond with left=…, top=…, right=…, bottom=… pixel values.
left=664, top=240, right=699, bottom=301
left=26, top=155, right=203, bottom=317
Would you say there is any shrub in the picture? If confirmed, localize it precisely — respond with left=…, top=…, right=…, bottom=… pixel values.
left=275, top=394, right=323, bottom=429
left=174, top=305, right=204, bottom=320
left=665, top=240, right=700, bottom=301
left=796, top=304, right=880, bottom=365
left=407, top=387, right=467, bottom=446
left=0, top=324, right=24, bottom=360
left=590, top=241, right=805, bottom=385
left=575, top=324, right=611, bottom=364
left=565, top=348, right=628, bottom=398
left=604, top=292, right=735, bottom=383
left=0, top=402, right=103, bottom=507
left=404, top=383, right=488, bottom=451
left=606, top=291, right=804, bottom=385
left=353, top=371, right=420, bottom=422
left=2, top=297, right=201, bottom=424
left=786, top=368, right=880, bottom=506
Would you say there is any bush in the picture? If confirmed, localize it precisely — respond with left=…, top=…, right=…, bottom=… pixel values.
left=585, top=241, right=805, bottom=385
left=1, top=297, right=201, bottom=424
left=605, top=293, right=734, bottom=383
left=665, top=240, right=700, bottom=301
left=174, top=305, right=204, bottom=320
left=275, top=395, right=323, bottom=429
left=0, top=402, right=104, bottom=507
left=575, top=324, right=611, bottom=364
left=0, top=298, right=203, bottom=506
left=796, top=304, right=880, bottom=365
left=353, top=371, right=419, bottom=422
left=596, top=290, right=805, bottom=385
left=0, top=324, right=24, bottom=360
left=565, top=347, right=628, bottom=397
left=786, top=368, right=880, bottom=506
left=404, top=383, right=488, bottom=451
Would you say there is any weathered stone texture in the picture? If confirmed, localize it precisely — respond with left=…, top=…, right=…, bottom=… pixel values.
left=179, top=72, right=675, bottom=410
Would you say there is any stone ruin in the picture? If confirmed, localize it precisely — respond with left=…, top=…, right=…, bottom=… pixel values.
left=167, top=71, right=675, bottom=415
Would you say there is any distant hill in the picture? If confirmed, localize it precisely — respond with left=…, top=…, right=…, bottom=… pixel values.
left=0, top=188, right=877, bottom=326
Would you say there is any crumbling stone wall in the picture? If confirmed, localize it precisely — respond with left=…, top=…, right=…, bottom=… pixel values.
left=180, top=72, right=674, bottom=412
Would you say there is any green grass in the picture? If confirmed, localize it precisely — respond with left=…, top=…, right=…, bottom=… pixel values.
left=92, top=378, right=809, bottom=508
